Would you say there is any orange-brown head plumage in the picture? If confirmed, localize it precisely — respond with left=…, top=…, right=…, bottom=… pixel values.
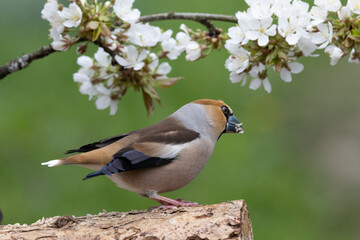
left=192, top=99, right=235, bottom=138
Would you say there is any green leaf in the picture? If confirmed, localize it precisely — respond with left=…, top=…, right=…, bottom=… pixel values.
left=265, top=50, right=277, bottom=63
left=351, top=29, right=360, bottom=37
left=92, top=26, right=101, bottom=41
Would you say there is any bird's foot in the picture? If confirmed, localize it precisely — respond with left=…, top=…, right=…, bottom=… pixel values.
left=157, top=199, right=199, bottom=209
left=142, top=193, right=199, bottom=209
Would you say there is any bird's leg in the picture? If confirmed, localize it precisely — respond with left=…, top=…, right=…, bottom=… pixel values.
left=142, top=190, right=199, bottom=208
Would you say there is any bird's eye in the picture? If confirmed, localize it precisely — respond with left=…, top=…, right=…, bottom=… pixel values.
left=221, top=105, right=230, bottom=118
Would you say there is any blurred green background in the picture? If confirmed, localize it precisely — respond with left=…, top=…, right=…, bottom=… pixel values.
left=1, top=0, right=360, bottom=239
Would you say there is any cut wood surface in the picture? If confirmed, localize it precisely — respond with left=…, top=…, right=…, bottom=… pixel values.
left=0, top=200, right=253, bottom=240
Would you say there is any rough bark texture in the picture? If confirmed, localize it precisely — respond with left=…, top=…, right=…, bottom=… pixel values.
left=0, top=200, right=253, bottom=240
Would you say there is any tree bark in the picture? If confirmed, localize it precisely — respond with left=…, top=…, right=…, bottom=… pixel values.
left=0, top=200, right=253, bottom=240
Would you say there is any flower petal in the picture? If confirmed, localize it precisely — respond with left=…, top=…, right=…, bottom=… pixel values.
left=249, top=77, right=262, bottom=90
left=262, top=78, right=272, bottom=93
left=257, top=34, right=269, bottom=46
left=115, top=55, right=129, bottom=67
left=288, top=62, right=304, bottom=74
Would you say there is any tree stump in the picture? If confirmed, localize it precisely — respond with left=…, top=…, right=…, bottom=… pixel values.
left=0, top=200, right=253, bottom=240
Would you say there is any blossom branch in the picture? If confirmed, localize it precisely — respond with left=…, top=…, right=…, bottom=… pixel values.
left=140, top=12, right=237, bottom=35
left=0, top=12, right=236, bottom=81
left=0, top=45, right=55, bottom=81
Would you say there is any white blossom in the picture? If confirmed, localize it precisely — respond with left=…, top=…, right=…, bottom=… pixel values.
left=185, top=41, right=201, bottom=61
left=161, top=38, right=182, bottom=60
left=272, top=0, right=293, bottom=18
left=310, top=6, right=328, bottom=25
left=51, top=35, right=72, bottom=51
left=113, top=0, right=140, bottom=23
left=60, top=3, right=82, bottom=28
left=74, top=50, right=120, bottom=115
left=249, top=77, right=272, bottom=93
left=278, top=17, right=301, bottom=45
left=115, top=45, right=147, bottom=70
left=175, top=24, right=191, bottom=52
left=312, top=22, right=333, bottom=49
left=49, top=28, right=61, bottom=42
left=225, top=43, right=250, bottom=74
left=292, top=0, right=310, bottom=14
left=348, top=48, right=360, bottom=63
left=248, top=63, right=271, bottom=93
left=94, top=85, right=119, bottom=115
left=297, top=37, right=319, bottom=57
left=104, top=29, right=122, bottom=51
left=160, top=29, right=172, bottom=42
left=42, top=0, right=65, bottom=34
left=315, top=0, right=341, bottom=12
left=94, top=47, right=117, bottom=80
left=347, top=0, right=360, bottom=14
left=338, top=6, right=352, bottom=20
left=149, top=53, right=172, bottom=78
left=279, top=62, right=304, bottom=82
left=126, top=23, right=161, bottom=47
left=325, top=45, right=343, bottom=65
left=74, top=56, right=96, bottom=99
left=227, top=26, right=248, bottom=45
left=248, top=2, right=273, bottom=19
left=77, top=56, right=93, bottom=69
left=230, top=71, right=248, bottom=86
left=245, top=15, right=277, bottom=46
left=94, top=47, right=111, bottom=68
left=41, top=0, right=59, bottom=21
left=286, top=1, right=312, bottom=39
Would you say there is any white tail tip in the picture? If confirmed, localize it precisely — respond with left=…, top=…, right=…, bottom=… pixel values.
left=41, top=159, right=62, bottom=167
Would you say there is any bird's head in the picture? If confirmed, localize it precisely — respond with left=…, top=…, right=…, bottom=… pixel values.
left=192, top=99, right=244, bottom=138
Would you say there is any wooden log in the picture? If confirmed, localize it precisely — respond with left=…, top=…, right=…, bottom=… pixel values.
left=0, top=200, right=253, bottom=240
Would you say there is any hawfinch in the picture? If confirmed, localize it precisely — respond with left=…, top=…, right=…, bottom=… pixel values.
left=42, top=99, right=243, bottom=207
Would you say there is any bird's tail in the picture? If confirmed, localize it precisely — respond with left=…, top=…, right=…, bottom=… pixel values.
left=41, top=159, right=65, bottom=167
left=41, top=146, right=115, bottom=173
left=41, top=154, right=84, bottom=167
left=41, top=151, right=105, bottom=169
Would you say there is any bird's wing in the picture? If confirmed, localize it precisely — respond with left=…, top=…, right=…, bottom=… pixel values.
left=65, top=132, right=132, bottom=154
left=83, top=127, right=199, bottom=180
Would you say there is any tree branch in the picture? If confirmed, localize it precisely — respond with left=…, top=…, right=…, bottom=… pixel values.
left=0, top=45, right=55, bottom=80
left=0, top=12, right=237, bottom=81
left=0, top=200, right=253, bottom=239
left=140, top=12, right=237, bottom=36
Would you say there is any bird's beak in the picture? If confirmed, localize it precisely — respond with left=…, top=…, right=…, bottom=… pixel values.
left=225, top=115, right=244, bottom=134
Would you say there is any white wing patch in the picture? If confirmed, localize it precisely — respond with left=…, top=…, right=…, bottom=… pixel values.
left=156, top=143, right=190, bottom=159
left=134, top=142, right=192, bottom=159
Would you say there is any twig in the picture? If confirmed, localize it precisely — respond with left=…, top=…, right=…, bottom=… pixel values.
left=0, top=45, right=55, bottom=80
left=140, top=12, right=237, bottom=25
left=140, top=12, right=237, bottom=36
left=0, top=12, right=237, bottom=81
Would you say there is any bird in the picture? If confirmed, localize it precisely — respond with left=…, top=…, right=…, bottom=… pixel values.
left=42, top=99, right=244, bottom=207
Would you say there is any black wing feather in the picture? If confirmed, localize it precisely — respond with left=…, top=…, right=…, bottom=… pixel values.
left=83, top=149, right=174, bottom=180
left=66, top=133, right=131, bottom=154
